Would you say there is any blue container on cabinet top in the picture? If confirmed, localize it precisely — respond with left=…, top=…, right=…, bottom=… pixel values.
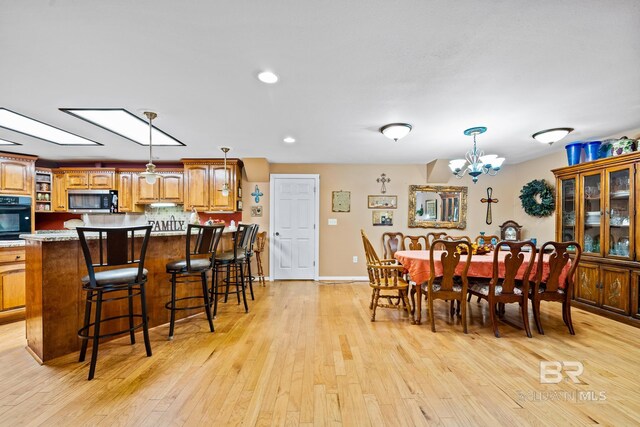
left=584, top=141, right=601, bottom=162
left=565, top=142, right=583, bottom=166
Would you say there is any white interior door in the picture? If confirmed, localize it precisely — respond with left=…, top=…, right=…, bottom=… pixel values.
left=270, top=175, right=318, bottom=280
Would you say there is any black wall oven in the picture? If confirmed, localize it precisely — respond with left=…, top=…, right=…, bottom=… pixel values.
left=0, top=196, right=32, bottom=240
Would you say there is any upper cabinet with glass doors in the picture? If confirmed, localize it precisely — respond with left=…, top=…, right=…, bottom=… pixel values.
left=554, top=153, right=638, bottom=262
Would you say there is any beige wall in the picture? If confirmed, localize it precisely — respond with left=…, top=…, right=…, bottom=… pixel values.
left=241, top=150, right=568, bottom=278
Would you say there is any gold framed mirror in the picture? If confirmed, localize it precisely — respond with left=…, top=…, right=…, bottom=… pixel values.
left=408, top=185, right=468, bottom=229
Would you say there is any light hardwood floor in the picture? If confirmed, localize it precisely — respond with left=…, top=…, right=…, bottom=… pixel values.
left=0, top=281, right=639, bottom=426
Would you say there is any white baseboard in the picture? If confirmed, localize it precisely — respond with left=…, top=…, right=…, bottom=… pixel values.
left=266, top=276, right=368, bottom=282
left=317, top=276, right=369, bottom=282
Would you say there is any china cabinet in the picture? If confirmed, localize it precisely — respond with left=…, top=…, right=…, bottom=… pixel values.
left=554, top=151, right=640, bottom=324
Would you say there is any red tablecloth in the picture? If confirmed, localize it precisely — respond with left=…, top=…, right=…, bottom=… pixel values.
left=394, top=250, right=569, bottom=288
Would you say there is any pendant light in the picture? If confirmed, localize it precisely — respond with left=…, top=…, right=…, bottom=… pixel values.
left=140, top=111, right=159, bottom=185
left=220, top=147, right=230, bottom=197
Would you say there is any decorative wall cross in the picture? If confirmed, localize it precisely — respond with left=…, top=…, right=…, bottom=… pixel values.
left=251, top=185, right=263, bottom=203
left=481, top=187, right=499, bottom=225
left=376, top=173, right=390, bottom=194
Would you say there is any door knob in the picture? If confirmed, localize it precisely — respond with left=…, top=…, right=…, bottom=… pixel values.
left=275, top=232, right=280, bottom=236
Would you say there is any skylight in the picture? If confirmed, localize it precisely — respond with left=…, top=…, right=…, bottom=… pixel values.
left=0, top=108, right=101, bottom=145
left=0, top=138, right=21, bottom=145
left=60, top=108, right=184, bottom=146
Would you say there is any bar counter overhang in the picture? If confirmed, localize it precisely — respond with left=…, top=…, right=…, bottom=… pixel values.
left=22, top=229, right=235, bottom=363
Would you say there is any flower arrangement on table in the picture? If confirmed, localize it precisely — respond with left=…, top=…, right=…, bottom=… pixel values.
left=456, top=242, right=493, bottom=255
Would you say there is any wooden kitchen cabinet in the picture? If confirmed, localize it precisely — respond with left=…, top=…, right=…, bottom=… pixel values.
left=63, top=169, right=116, bottom=189
left=117, top=172, right=143, bottom=213
left=0, top=247, right=26, bottom=313
left=52, top=172, right=67, bottom=212
left=183, top=159, right=241, bottom=212
left=133, top=170, right=183, bottom=204
left=0, top=153, right=35, bottom=195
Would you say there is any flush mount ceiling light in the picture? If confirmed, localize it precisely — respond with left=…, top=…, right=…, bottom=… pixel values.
left=380, top=123, right=412, bottom=142
left=449, top=126, right=505, bottom=184
left=60, top=108, right=184, bottom=146
left=0, top=138, right=21, bottom=145
left=257, top=71, right=279, bottom=84
left=532, top=127, right=574, bottom=145
left=0, top=108, right=100, bottom=145
left=220, top=147, right=231, bottom=197
left=283, top=137, right=296, bottom=144
left=140, top=111, right=160, bottom=185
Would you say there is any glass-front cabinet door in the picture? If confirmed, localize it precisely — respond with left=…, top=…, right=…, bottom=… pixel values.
left=559, top=176, right=577, bottom=244
left=581, top=171, right=603, bottom=256
left=605, top=165, right=634, bottom=260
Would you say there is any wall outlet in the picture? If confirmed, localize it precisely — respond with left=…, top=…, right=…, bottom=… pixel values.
left=328, top=218, right=338, bottom=225
left=352, top=256, right=358, bottom=263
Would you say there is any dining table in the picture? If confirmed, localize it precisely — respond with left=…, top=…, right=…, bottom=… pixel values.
left=394, top=249, right=571, bottom=323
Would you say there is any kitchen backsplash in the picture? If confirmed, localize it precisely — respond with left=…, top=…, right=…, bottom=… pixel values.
left=79, top=206, right=241, bottom=231
left=36, top=206, right=243, bottom=231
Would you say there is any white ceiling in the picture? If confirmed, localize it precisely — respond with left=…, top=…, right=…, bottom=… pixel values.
left=1, top=0, right=639, bottom=165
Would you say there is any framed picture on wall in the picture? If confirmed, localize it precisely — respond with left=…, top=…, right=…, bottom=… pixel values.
left=367, top=195, right=397, bottom=209
left=372, top=210, right=393, bottom=226
left=251, top=205, right=263, bottom=217
left=332, top=191, right=351, bottom=212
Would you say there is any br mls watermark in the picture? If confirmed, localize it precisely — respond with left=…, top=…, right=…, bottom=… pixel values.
left=540, top=361, right=583, bottom=384
left=516, top=361, right=607, bottom=402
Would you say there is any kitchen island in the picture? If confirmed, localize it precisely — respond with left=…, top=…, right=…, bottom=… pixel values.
left=22, top=229, right=235, bottom=363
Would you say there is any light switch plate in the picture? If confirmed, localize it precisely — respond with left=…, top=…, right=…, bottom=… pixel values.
left=328, top=218, right=338, bottom=225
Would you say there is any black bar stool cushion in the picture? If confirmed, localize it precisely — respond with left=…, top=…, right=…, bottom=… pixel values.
left=166, top=258, right=211, bottom=273
left=215, top=251, right=246, bottom=262
left=81, top=267, right=149, bottom=287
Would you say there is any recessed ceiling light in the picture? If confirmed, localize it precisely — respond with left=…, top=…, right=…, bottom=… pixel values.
left=532, top=127, right=574, bottom=145
left=60, top=108, right=184, bottom=146
left=0, top=108, right=101, bottom=145
left=283, top=137, right=296, bottom=144
left=0, top=138, right=21, bottom=145
left=380, top=123, right=412, bottom=142
left=258, top=71, right=279, bottom=84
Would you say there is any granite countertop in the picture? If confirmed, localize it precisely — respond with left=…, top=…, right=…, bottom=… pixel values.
left=20, top=227, right=235, bottom=242
left=0, top=240, right=26, bottom=248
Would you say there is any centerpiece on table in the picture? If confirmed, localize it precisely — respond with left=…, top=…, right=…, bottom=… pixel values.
left=456, top=242, right=493, bottom=255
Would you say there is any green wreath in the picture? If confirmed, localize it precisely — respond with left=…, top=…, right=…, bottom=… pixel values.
left=519, top=179, right=555, bottom=217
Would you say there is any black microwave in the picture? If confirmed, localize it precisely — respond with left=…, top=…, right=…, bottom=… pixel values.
left=68, top=190, right=118, bottom=213
left=0, top=196, right=32, bottom=240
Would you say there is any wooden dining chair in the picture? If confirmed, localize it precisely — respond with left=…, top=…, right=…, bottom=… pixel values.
left=420, top=239, right=472, bottom=333
left=426, top=232, right=447, bottom=250
left=467, top=240, right=536, bottom=338
left=433, top=235, right=470, bottom=250
left=403, top=235, right=428, bottom=251
left=361, top=230, right=413, bottom=322
left=530, top=241, right=581, bottom=335
left=382, top=232, right=404, bottom=259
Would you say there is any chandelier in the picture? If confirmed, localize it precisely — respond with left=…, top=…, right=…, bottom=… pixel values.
left=448, top=126, right=504, bottom=184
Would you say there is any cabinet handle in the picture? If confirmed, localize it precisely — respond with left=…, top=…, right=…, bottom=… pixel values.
left=15, top=255, right=21, bottom=259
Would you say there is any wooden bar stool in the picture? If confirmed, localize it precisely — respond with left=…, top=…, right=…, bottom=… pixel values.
left=77, top=225, right=153, bottom=381
left=254, top=231, right=267, bottom=286
left=165, top=224, right=225, bottom=340
left=244, top=224, right=260, bottom=300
